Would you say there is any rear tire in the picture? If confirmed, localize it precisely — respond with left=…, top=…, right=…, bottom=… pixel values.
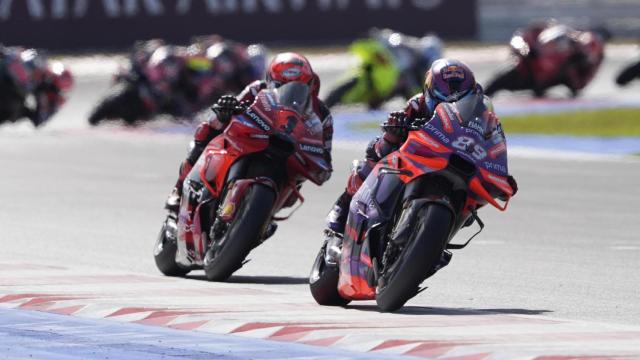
left=375, top=204, right=452, bottom=312
left=88, top=84, right=148, bottom=126
left=309, top=243, right=351, bottom=306
left=154, top=216, right=190, bottom=277
left=203, top=184, right=276, bottom=281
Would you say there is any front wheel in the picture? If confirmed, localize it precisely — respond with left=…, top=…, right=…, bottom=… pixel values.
left=309, top=243, right=351, bottom=306
left=375, top=203, right=452, bottom=312
left=154, top=216, right=190, bottom=277
left=204, top=184, right=276, bottom=281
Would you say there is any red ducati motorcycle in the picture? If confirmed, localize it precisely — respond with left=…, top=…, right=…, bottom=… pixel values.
left=154, top=81, right=330, bottom=281
left=485, top=24, right=603, bottom=97
left=309, top=92, right=515, bottom=311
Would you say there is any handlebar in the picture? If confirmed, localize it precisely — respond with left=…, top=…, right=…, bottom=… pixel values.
left=381, top=117, right=429, bottom=132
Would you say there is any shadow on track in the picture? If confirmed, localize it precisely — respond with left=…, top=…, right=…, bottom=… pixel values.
left=185, top=274, right=308, bottom=285
left=345, top=304, right=552, bottom=316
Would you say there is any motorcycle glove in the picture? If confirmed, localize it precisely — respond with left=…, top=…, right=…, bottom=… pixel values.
left=382, top=111, right=410, bottom=138
left=211, top=95, right=244, bottom=123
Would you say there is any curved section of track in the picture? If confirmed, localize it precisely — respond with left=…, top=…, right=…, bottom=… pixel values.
left=1, top=45, right=639, bottom=359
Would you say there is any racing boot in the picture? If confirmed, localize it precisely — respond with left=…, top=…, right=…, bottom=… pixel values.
left=165, top=187, right=182, bottom=212
left=323, top=229, right=343, bottom=266
left=322, top=192, right=352, bottom=265
left=165, top=160, right=192, bottom=212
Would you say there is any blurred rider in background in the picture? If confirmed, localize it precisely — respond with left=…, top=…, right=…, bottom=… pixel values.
left=165, top=52, right=333, bottom=212
left=322, top=58, right=518, bottom=264
left=324, top=28, right=443, bottom=109
left=485, top=19, right=609, bottom=97
left=0, top=46, right=73, bottom=127
left=139, top=36, right=267, bottom=118
left=371, top=28, right=443, bottom=100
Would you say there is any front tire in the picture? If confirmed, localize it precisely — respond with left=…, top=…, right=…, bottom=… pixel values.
left=375, top=204, right=452, bottom=312
left=204, top=184, right=276, bottom=281
left=309, top=243, right=351, bottom=306
left=154, top=216, right=190, bottom=277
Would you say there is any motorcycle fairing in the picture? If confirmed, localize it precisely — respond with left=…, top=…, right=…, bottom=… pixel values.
left=175, top=82, right=327, bottom=268
left=337, top=100, right=513, bottom=300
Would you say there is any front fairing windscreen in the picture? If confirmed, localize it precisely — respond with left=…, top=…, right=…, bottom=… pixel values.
left=452, top=92, right=492, bottom=137
left=274, top=81, right=310, bottom=114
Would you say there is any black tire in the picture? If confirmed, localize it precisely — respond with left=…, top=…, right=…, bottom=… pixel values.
left=375, top=204, right=452, bottom=312
left=484, top=67, right=523, bottom=96
left=88, top=84, right=149, bottom=126
left=154, top=216, right=190, bottom=277
left=616, top=61, right=640, bottom=86
left=203, top=184, right=276, bottom=281
left=309, top=243, right=351, bottom=306
left=324, top=77, right=358, bottom=108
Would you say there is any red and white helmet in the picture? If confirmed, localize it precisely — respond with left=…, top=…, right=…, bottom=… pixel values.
left=266, top=52, right=314, bottom=88
left=49, top=61, right=74, bottom=92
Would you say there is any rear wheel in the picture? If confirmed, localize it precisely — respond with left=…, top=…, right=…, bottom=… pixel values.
left=154, top=216, right=190, bottom=277
left=375, top=203, right=452, bottom=312
left=309, top=242, right=351, bottom=306
left=203, top=184, right=276, bottom=281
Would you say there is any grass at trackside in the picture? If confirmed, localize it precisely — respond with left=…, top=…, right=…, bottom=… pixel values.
left=500, top=108, right=640, bottom=137
left=350, top=108, right=640, bottom=137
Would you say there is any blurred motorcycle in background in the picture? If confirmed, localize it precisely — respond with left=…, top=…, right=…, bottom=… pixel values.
left=154, top=81, right=331, bottom=281
left=0, top=46, right=73, bottom=127
left=324, top=28, right=443, bottom=109
left=485, top=20, right=609, bottom=98
left=88, top=37, right=266, bottom=126
left=309, top=92, right=515, bottom=311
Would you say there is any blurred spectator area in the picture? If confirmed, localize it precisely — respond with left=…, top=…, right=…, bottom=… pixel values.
left=479, top=0, right=640, bottom=41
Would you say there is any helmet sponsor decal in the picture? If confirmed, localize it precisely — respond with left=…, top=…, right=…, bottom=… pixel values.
left=441, top=65, right=465, bottom=80
left=281, top=67, right=302, bottom=79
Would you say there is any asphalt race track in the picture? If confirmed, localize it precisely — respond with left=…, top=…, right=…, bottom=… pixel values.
left=1, top=45, right=639, bottom=359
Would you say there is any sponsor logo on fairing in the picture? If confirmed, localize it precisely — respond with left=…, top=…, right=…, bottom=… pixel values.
left=299, top=143, right=324, bottom=155
left=483, top=161, right=507, bottom=174
left=425, top=122, right=451, bottom=144
left=244, top=109, right=271, bottom=131
left=466, top=119, right=485, bottom=135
